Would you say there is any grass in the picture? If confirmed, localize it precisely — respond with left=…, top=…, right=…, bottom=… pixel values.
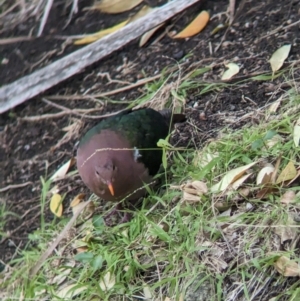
left=2, top=67, right=300, bottom=301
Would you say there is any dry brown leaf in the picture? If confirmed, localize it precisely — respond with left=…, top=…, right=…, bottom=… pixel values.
left=76, top=246, right=89, bottom=253
left=72, top=200, right=95, bottom=221
left=55, top=283, right=88, bottom=298
left=140, top=23, right=165, bottom=47
left=293, top=116, right=300, bottom=147
left=70, top=193, right=86, bottom=207
left=268, top=97, right=282, bottom=113
left=174, top=10, right=210, bottom=38
left=182, top=180, right=208, bottom=204
left=256, top=186, right=277, bottom=199
left=49, top=260, right=76, bottom=285
left=50, top=194, right=63, bottom=217
left=276, top=161, right=297, bottom=184
left=183, top=191, right=200, bottom=203
left=50, top=158, right=76, bottom=182
left=94, top=0, right=143, bottom=14
left=211, top=162, right=257, bottom=192
left=256, top=166, right=275, bottom=185
left=274, top=256, right=300, bottom=277
left=231, top=173, right=252, bottom=190
left=281, top=190, right=296, bottom=205
left=99, top=272, right=116, bottom=291
left=273, top=215, right=298, bottom=243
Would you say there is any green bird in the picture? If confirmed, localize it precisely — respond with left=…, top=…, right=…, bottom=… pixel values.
left=76, top=108, right=185, bottom=222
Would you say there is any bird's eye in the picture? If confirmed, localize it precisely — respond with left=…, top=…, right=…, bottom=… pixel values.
left=95, top=170, right=100, bottom=176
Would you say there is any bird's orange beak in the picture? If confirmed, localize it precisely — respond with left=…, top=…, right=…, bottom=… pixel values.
left=107, top=182, right=115, bottom=196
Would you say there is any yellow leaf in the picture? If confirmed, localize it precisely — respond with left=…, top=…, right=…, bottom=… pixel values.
left=128, top=5, right=153, bottom=23
left=221, top=62, right=240, bottom=80
left=274, top=256, right=300, bottom=277
left=74, top=20, right=128, bottom=45
left=174, top=10, right=210, bottom=39
left=50, top=158, right=76, bottom=182
left=50, top=194, right=63, bottom=217
left=293, top=117, right=300, bottom=147
left=269, top=44, right=291, bottom=73
left=276, top=161, right=297, bottom=184
left=211, top=162, right=257, bottom=192
left=94, top=0, right=143, bottom=14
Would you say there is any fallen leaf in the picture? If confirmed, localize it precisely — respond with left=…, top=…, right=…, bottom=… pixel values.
left=174, top=10, right=210, bottom=38
left=50, top=194, right=63, bottom=217
left=74, top=20, right=128, bottom=45
left=269, top=44, right=291, bottom=73
left=94, top=0, right=143, bottom=14
left=221, top=62, right=240, bottom=80
left=73, top=200, right=95, bottom=222
left=276, top=161, right=297, bottom=184
left=265, top=134, right=283, bottom=148
left=55, top=283, right=88, bottom=299
left=143, top=285, right=152, bottom=300
left=268, top=97, right=282, bottom=113
left=183, top=191, right=200, bottom=203
left=211, top=162, right=257, bottom=192
left=280, top=190, right=296, bottom=205
left=50, top=158, right=76, bottom=182
left=293, top=117, right=300, bottom=147
left=128, top=5, right=152, bottom=23
left=274, top=256, right=300, bottom=277
left=231, top=173, right=252, bottom=190
left=140, top=24, right=165, bottom=47
left=256, top=166, right=275, bottom=185
left=49, top=260, right=76, bottom=285
left=287, top=168, right=300, bottom=186
left=273, top=215, right=298, bottom=243
left=70, top=193, right=86, bottom=207
left=99, top=272, right=116, bottom=291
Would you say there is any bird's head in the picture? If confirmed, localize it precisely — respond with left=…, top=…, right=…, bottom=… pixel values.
left=94, top=158, right=118, bottom=196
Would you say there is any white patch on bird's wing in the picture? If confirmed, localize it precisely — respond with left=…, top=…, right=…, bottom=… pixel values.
left=133, top=147, right=142, bottom=161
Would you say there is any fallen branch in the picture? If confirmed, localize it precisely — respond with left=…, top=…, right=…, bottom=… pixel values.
left=0, top=0, right=201, bottom=114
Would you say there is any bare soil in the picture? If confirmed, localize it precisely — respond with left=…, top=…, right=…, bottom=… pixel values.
left=0, top=0, right=299, bottom=268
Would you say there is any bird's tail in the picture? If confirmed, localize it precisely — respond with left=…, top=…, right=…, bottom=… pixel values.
left=159, top=109, right=186, bottom=127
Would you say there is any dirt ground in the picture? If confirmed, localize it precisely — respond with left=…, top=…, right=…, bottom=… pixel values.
left=0, top=0, right=299, bottom=265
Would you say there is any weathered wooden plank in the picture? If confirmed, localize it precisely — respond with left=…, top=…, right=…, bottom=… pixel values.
left=0, top=0, right=201, bottom=114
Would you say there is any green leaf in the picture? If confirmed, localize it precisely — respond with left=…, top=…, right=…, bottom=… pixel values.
left=263, top=130, right=277, bottom=140
left=75, top=252, right=94, bottom=263
left=157, top=138, right=172, bottom=149
left=91, top=255, right=103, bottom=272
left=251, top=139, right=264, bottom=150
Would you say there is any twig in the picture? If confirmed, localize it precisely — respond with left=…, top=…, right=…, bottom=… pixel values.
left=21, top=106, right=129, bottom=121
left=37, top=0, right=53, bottom=37
left=0, top=36, right=32, bottom=45
left=0, top=182, right=33, bottom=192
left=46, top=72, right=167, bottom=100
